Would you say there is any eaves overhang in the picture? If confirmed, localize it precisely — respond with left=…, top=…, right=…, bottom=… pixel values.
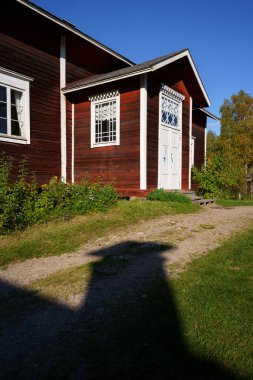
left=16, top=0, right=134, bottom=66
left=197, top=108, right=220, bottom=121
left=62, top=49, right=211, bottom=107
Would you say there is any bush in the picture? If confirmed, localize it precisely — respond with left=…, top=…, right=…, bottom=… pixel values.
left=147, top=189, right=191, bottom=203
left=0, top=156, right=118, bottom=233
left=192, top=155, right=244, bottom=199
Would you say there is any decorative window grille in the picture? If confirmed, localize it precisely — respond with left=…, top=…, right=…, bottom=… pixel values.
left=0, top=67, right=32, bottom=144
left=90, top=91, right=120, bottom=147
left=95, top=100, right=117, bottom=143
left=161, top=95, right=180, bottom=128
left=160, top=83, right=185, bottom=129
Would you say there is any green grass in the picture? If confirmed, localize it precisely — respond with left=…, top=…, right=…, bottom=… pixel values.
left=2, top=221, right=252, bottom=378
left=217, top=199, right=253, bottom=207
left=147, top=188, right=191, bottom=203
left=0, top=200, right=199, bottom=267
left=173, top=225, right=253, bottom=378
left=39, top=225, right=253, bottom=379
left=199, top=223, right=216, bottom=229
left=77, top=225, right=253, bottom=379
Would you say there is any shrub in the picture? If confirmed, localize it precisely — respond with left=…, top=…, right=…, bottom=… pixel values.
left=192, top=155, right=244, bottom=199
left=147, top=189, right=191, bottom=203
left=0, top=156, right=118, bottom=233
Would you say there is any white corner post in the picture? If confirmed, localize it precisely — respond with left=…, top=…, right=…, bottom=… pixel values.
left=140, top=74, right=147, bottom=190
left=60, top=35, right=67, bottom=182
left=188, top=96, right=192, bottom=190
left=204, top=117, right=207, bottom=166
left=71, top=102, right=75, bottom=183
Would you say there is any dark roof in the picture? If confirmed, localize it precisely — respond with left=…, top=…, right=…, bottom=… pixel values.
left=63, top=49, right=188, bottom=92
left=17, top=0, right=134, bottom=66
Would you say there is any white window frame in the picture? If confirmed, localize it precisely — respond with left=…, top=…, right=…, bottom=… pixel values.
left=0, top=67, right=33, bottom=145
left=89, top=90, right=120, bottom=148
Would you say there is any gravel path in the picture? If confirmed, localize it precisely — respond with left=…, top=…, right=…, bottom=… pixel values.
left=0, top=204, right=252, bottom=378
left=0, top=204, right=252, bottom=289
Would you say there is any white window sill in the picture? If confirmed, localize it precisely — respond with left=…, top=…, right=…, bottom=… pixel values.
left=91, top=141, right=119, bottom=148
left=0, top=134, right=30, bottom=145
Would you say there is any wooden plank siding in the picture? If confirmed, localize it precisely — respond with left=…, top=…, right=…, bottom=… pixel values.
left=67, top=78, right=141, bottom=192
left=192, top=110, right=206, bottom=169
left=0, top=1, right=130, bottom=184
left=0, top=29, right=61, bottom=184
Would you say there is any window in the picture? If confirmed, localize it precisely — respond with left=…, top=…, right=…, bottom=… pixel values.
left=160, top=83, right=185, bottom=130
left=0, top=68, right=32, bottom=144
left=161, top=95, right=180, bottom=128
left=90, top=91, right=120, bottom=147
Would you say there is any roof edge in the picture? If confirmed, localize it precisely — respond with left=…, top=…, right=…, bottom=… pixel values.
left=153, top=50, right=210, bottom=106
left=63, top=49, right=211, bottom=107
left=62, top=68, right=151, bottom=94
left=196, top=108, right=220, bottom=121
left=16, top=0, right=134, bottom=66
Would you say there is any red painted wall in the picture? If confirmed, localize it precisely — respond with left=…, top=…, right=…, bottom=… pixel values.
left=67, top=77, right=141, bottom=193
left=0, top=1, right=129, bottom=183
left=192, top=110, right=206, bottom=169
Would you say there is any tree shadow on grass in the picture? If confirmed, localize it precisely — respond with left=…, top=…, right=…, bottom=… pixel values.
left=0, top=241, right=240, bottom=379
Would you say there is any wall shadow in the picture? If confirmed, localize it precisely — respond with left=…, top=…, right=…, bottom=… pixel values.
left=0, top=241, right=240, bottom=379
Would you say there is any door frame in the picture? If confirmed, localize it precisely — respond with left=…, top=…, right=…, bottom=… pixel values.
left=157, top=84, right=185, bottom=190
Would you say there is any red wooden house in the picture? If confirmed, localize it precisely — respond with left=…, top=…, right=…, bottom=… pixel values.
left=0, top=0, right=219, bottom=196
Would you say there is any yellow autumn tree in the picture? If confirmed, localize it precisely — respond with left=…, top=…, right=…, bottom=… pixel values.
left=219, top=90, right=253, bottom=197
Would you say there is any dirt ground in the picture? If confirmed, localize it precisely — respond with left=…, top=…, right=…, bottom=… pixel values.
left=0, top=204, right=252, bottom=289
left=0, top=204, right=252, bottom=378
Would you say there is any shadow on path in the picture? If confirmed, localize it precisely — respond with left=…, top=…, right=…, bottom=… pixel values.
left=0, top=241, right=240, bottom=379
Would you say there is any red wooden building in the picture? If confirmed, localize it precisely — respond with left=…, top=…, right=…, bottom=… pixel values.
left=0, top=0, right=219, bottom=196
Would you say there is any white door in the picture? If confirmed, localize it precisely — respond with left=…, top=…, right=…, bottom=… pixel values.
left=160, top=127, right=170, bottom=189
left=170, top=129, right=180, bottom=189
left=158, top=87, right=182, bottom=190
left=159, top=127, right=181, bottom=189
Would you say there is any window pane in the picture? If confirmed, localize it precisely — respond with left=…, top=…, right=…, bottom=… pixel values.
left=0, top=102, right=7, bottom=118
left=0, top=118, right=7, bottom=134
left=11, top=120, right=22, bottom=136
left=11, top=89, right=22, bottom=106
left=0, top=86, right=6, bottom=102
left=11, top=104, right=23, bottom=121
left=101, top=120, right=109, bottom=142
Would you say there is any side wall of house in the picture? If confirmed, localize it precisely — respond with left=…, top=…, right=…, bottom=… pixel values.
left=0, top=1, right=129, bottom=184
left=68, top=77, right=140, bottom=193
left=192, top=110, right=206, bottom=169
left=0, top=2, right=61, bottom=183
left=147, top=64, right=190, bottom=190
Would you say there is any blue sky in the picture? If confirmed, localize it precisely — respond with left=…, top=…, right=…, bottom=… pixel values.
left=33, top=0, right=253, bottom=133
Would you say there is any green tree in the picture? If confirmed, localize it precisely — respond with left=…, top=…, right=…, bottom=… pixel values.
left=193, top=91, right=253, bottom=199
left=206, top=130, right=218, bottom=158
left=220, top=90, right=253, bottom=196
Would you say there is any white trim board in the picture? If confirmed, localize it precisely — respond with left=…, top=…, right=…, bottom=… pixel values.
left=63, top=50, right=210, bottom=107
left=71, top=102, right=75, bottom=184
left=140, top=74, right=147, bottom=190
left=188, top=96, right=192, bottom=190
left=60, top=35, right=67, bottom=182
left=17, top=0, right=133, bottom=66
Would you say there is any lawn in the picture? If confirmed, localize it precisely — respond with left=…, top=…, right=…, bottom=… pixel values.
left=13, top=223, right=251, bottom=379
left=0, top=199, right=199, bottom=267
left=73, top=225, right=252, bottom=379
left=217, top=199, right=253, bottom=207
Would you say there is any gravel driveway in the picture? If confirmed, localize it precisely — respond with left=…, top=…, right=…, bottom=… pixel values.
left=0, top=204, right=252, bottom=378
